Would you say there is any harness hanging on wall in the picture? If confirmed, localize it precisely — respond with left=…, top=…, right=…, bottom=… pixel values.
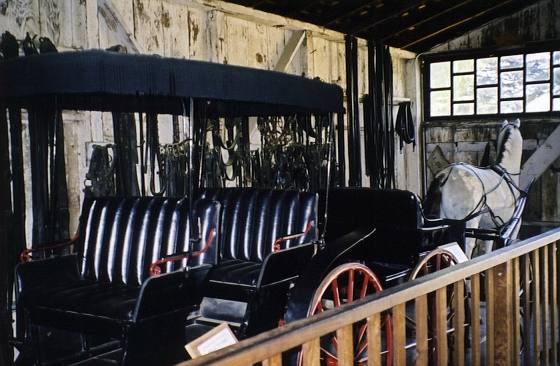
left=0, top=100, right=14, bottom=365
left=112, top=112, right=140, bottom=196
left=395, top=101, right=415, bottom=151
left=364, top=40, right=395, bottom=189
left=28, top=100, right=70, bottom=247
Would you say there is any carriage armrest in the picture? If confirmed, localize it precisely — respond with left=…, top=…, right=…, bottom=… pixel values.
left=149, top=228, right=217, bottom=276
left=20, top=235, right=79, bottom=263
left=135, top=264, right=212, bottom=321
left=257, top=242, right=316, bottom=288
left=16, top=254, right=80, bottom=297
left=272, top=221, right=315, bottom=252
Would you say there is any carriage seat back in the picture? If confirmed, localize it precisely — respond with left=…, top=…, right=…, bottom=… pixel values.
left=322, top=188, right=423, bottom=240
left=78, top=197, right=220, bottom=287
left=199, top=188, right=318, bottom=263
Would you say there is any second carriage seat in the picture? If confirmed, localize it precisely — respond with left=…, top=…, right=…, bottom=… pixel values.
left=191, top=188, right=318, bottom=337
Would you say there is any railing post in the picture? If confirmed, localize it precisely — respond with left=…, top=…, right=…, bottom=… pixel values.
left=492, top=261, right=513, bottom=366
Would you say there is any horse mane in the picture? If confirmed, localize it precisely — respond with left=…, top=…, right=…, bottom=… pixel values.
left=423, top=174, right=443, bottom=218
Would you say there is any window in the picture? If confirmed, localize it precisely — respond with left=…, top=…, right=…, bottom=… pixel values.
left=424, top=45, right=560, bottom=119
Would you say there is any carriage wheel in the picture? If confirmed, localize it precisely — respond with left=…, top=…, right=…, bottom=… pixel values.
left=407, top=249, right=464, bottom=365
left=300, top=263, right=393, bottom=366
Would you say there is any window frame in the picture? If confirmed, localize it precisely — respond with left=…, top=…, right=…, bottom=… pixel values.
left=422, top=41, right=560, bottom=122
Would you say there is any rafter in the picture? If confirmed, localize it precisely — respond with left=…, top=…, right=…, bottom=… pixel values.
left=398, top=0, right=536, bottom=51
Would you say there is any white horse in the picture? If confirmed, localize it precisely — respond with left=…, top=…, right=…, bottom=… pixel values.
left=425, top=119, right=523, bottom=258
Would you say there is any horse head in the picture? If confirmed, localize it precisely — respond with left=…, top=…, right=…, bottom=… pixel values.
left=496, top=118, right=522, bottom=177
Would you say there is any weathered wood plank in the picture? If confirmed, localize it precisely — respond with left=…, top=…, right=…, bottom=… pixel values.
left=551, top=242, right=558, bottom=366
left=523, top=254, right=532, bottom=366
left=302, top=338, right=320, bottom=366
left=532, top=249, right=542, bottom=365
left=367, top=313, right=381, bottom=366
left=493, top=261, right=512, bottom=366
left=161, top=1, right=189, bottom=58
left=471, top=273, right=481, bottom=366
left=486, top=267, right=495, bottom=366
left=521, top=123, right=560, bottom=187
left=392, top=303, right=406, bottom=366
left=453, top=280, right=465, bottom=366
left=512, top=257, right=521, bottom=366
left=274, top=30, right=305, bottom=72
left=337, top=324, right=353, bottom=366
left=435, top=287, right=448, bottom=366
left=132, top=0, right=163, bottom=54
left=541, top=246, right=549, bottom=364
left=415, top=295, right=429, bottom=366
left=263, top=353, right=282, bottom=366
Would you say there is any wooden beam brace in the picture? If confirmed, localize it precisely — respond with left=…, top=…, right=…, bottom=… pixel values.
left=521, top=123, right=560, bottom=188
left=273, top=30, right=306, bottom=72
left=97, top=0, right=144, bottom=53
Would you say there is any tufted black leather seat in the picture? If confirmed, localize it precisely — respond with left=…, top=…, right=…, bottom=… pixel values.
left=16, top=197, right=220, bottom=365
left=185, top=189, right=318, bottom=338
left=200, top=188, right=318, bottom=287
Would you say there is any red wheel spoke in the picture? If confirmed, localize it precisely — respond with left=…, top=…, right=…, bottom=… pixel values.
left=355, top=338, right=368, bottom=359
left=356, top=322, right=367, bottom=347
left=347, top=269, right=354, bottom=303
left=436, top=253, right=441, bottom=271
left=331, top=279, right=341, bottom=307
left=332, top=335, right=338, bottom=348
left=422, top=262, right=428, bottom=275
left=314, top=301, right=324, bottom=314
left=359, top=274, right=369, bottom=298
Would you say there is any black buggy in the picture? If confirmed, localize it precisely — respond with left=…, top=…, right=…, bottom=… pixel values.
left=1, top=51, right=526, bottom=366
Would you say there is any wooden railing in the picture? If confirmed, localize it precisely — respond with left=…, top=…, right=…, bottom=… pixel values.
left=179, top=227, right=560, bottom=366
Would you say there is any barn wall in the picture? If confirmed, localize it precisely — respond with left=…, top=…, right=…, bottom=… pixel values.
left=0, top=0, right=420, bottom=238
left=425, top=0, right=560, bottom=224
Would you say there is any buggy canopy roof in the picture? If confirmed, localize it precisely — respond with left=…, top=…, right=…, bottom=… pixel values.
left=0, top=50, right=343, bottom=115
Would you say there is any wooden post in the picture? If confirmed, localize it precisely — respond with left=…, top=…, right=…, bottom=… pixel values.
left=302, top=338, right=320, bottom=366
left=512, top=257, right=521, bottom=366
left=337, top=325, right=354, bottom=366
left=533, top=249, right=542, bottom=365
left=551, top=242, right=558, bottom=365
left=415, top=295, right=428, bottom=366
left=392, top=303, right=406, bottom=366
left=452, top=280, right=465, bottom=366
left=367, top=313, right=381, bottom=366
left=486, top=267, right=495, bottom=365
left=492, top=261, right=513, bottom=366
left=435, top=287, right=448, bottom=366
left=471, top=274, right=481, bottom=366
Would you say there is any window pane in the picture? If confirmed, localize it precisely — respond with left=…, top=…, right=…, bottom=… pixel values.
left=501, top=100, right=523, bottom=113
left=477, top=57, right=498, bottom=85
left=453, top=74, right=474, bottom=101
left=553, top=98, right=560, bottom=111
left=500, top=71, right=523, bottom=98
left=554, top=51, right=560, bottom=66
left=526, top=83, right=550, bottom=112
left=554, top=67, right=560, bottom=95
left=501, top=55, right=523, bottom=69
left=430, top=90, right=451, bottom=116
left=453, top=59, right=474, bottom=73
left=453, top=103, right=474, bottom=115
left=430, top=62, right=451, bottom=88
left=477, top=87, right=498, bottom=114
left=526, top=52, right=550, bottom=82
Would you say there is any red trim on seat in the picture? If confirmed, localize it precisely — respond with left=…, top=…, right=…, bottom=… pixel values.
left=149, top=228, right=217, bottom=277
left=272, top=220, right=315, bottom=253
left=20, top=235, right=80, bottom=263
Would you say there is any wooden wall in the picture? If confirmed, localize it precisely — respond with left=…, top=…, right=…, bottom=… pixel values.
left=425, top=0, right=560, bottom=225
left=0, top=0, right=421, bottom=238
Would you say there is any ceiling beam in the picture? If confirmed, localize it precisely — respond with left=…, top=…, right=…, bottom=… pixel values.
left=398, top=0, right=537, bottom=51
left=374, top=0, right=475, bottom=41
left=349, top=0, right=433, bottom=35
